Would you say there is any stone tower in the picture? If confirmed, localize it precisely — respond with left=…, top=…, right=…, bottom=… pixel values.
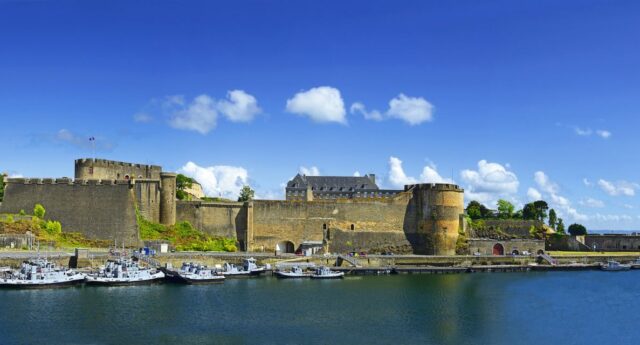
left=160, top=172, right=177, bottom=225
left=409, top=183, right=465, bottom=255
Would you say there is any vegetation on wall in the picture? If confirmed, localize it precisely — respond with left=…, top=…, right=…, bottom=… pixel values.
left=0, top=173, right=5, bottom=202
left=237, top=185, right=255, bottom=202
left=0, top=204, right=110, bottom=248
left=136, top=209, right=237, bottom=252
left=455, top=218, right=469, bottom=255
left=176, top=174, right=196, bottom=201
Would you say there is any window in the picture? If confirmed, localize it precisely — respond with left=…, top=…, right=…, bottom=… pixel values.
left=350, top=224, right=355, bottom=231
left=323, top=223, right=327, bottom=230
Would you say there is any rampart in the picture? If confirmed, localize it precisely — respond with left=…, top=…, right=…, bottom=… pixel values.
left=75, top=158, right=162, bottom=180
left=584, top=234, right=640, bottom=252
left=176, top=200, right=249, bottom=248
left=0, top=178, right=140, bottom=245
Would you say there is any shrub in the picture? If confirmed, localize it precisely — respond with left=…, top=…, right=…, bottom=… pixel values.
left=5, top=215, right=14, bottom=223
left=45, top=220, right=62, bottom=235
left=33, top=204, right=46, bottom=219
left=18, top=210, right=26, bottom=216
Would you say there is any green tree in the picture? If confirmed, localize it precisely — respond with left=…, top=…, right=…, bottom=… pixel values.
left=533, top=200, right=549, bottom=222
left=522, top=203, right=537, bottom=220
left=497, top=199, right=515, bottom=219
left=237, top=185, right=255, bottom=202
left=556, top=218, right=565, bottom=234
left=45, top=220, right=62, bottom=235
left=33, top=204, right=46, bottom=219
left=176, top=174, right=196, bottom=200
left=548, top=209, right=558, bottom=230
left=568, top=223, right=587, bottom=236
left=466, top=200, right=493, bottom=219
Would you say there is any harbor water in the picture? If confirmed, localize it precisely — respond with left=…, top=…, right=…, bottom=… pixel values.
left=1, top=271, right=639, bottom=344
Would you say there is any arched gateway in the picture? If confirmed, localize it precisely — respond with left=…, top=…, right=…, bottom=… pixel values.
left=492, top=243, right=504, bottom=256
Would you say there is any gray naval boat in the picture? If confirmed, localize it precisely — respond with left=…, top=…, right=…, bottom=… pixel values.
left=163, top=262, right=225, bottom=284
left=0, top=258, right=85, bottom=289
left=219, top=257, right=267, bottom=277
left=85, top=257, right=165, bottom=286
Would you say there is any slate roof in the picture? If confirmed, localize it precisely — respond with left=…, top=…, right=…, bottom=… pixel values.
left=287, top=174, right=379, bottom=192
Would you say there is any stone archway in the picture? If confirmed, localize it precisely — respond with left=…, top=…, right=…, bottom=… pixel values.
left=511, top=249, right=520, bottom=256
left=537, top=249, right=545, bottom=255
left=492, top=243, right=504, bottom=256
left=276, top=240, right=295, bottom=254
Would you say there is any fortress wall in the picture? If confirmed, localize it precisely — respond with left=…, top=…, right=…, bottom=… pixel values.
left=0, top=179, right=139, bottom=244
left=75, top=158, right=162, bottom=180
left=134, top=180, right=161, bottom=223
left=584, top=235, right=640, bottom=252
left=250, top=193, right=415, bottom=252
left=176, top=201, right=248, bottom=240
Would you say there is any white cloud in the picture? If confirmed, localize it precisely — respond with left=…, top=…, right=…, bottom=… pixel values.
left=527, top=187, right=542, bottom=201
left=299, top=166, right=320, bottom=176
left=350, top=102, right=383, bottom=121
left=596, top=130, right=612, bottom=139
left=388, top=157, right=418, bottom=188
left=286, top=86, right=346, bottom=124
left=179, top=161, right=249, bottom=199
left=387, top=156, right=454, bottom=189
left=217, top=90, right=262, bottom=123
left=461, top=160, right=519, bottom=195
left=167, top=95, right=217, bottom=134
left=353, top=171, right=361, bottom=177
left=133, top=112, right=153, bottom=123
left=531, top=171, right=588, bottom=222
left=534, top=171, right=559, bottom=194
left=583, top=178, right=593, bottom=187
left=597, top=179, right=637, bottom=196
left=580, top=198, right=605, bottom=208
left=387, top=94, right=434, bottom=125
left=575, top=127, right=592, bottom=136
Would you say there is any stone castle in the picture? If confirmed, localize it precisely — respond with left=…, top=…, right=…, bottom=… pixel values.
left=0, top=158, right=467, bottom=255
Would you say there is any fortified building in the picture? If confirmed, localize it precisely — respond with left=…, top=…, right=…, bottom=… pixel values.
left=1, top=158, right=468, bottom=255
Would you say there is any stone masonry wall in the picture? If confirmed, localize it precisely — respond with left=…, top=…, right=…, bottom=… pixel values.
left=176, top=201, right=247, bottom=240
left=0, top=179, right=139, bottom=245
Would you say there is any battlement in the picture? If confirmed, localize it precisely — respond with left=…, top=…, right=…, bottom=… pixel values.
left=404, top=183, right=464, bottom=193
left=75, top=158, right=162, bottom=171
left=6, top=177, right=137, bottom=186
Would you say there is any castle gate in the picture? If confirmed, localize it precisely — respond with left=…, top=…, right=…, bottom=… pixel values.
left=276, top=240, right=295, bottom=254
left=492, top=243, right=504, bottom=256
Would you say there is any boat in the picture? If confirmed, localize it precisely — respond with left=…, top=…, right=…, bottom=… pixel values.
left=601, top=260, right=631, bottom=271
left=164, top=262, right=225, bottom=284
left=310, top=266, right=344, bottom=279
left=630, top=258, right=640, bottom=269
left=85, top=257, right=165, bottom=285
left=219, top=257, right=266, bottom=277
left=0, top=258, right=85, bottom=289
left=275, top=266, right=311, bottom=279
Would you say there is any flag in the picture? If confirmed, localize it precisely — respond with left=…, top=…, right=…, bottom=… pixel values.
left=89, top=137, right=95, bottom=141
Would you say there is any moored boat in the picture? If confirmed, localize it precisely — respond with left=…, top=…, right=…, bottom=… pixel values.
left=275, top=266, right=311, bottom=279
left=85, top=257, right=165, bottom=285
left=164, top=262, right=225, bottom=284
left=310, top=266, right=344, bottom=279
left=219, top=258, right=266, bottom=277
left=601, top=260, right=631, bottom=271
left=0, top=259, right=85, bottom=289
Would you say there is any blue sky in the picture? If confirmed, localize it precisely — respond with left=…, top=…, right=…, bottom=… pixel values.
left=1, top=0, right=639, bottom=229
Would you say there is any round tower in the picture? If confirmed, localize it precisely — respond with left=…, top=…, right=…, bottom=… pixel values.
left=159, top=172, right=177, bottom=225
left=411, top=183, right=465, bottom=255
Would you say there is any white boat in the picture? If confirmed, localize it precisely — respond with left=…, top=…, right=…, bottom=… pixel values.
left=601, top=260, right=631, bottom=271
left=165, top=262, right=225, bottom=284
left=219, top=258, right=266, bottom=277
left=310, top=266, right=344, bottom=279
left=0, top=259, right=85, bottom=289
left=85, top=257, right=165, bottom=285
left=275, top=266, right=311, bottom=279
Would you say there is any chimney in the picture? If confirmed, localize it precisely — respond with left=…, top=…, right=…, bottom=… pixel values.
left=367, top=174, right=376, bottom=185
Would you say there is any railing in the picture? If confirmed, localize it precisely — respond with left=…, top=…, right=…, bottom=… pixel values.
left=336, top=255, right=360, bottom=267
left=132, top=251, right=160, bottom=268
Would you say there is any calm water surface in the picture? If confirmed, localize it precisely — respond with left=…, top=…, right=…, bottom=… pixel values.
left=1, top=271, right=639, bottom=344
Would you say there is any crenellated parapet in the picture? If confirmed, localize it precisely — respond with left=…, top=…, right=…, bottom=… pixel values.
left=404, top=183, right=464, bottom=193
left=74, top=158, right=162, bottom=180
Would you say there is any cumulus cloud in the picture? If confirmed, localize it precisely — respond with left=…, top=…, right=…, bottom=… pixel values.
left=527, top=187, right=542, bottom=201
left=574, top=127, right=592, bottom=136
left=597, top=179, right=638, bottom=196
left=596, top=130, right=612, bottom=139
left=388, top=156, right=453, bottom=189
left=179, top=161, right=249, bottom=199
left=167, top=95, right=218, bottom=134
left=580, top=197, right=605, bottom=208
left=217, top=90, right=262, bottom=122
left=349, top=102, right=383, bottom=121
left=133, top=112, right=153, bottom=123
left=583, top=178, right=593, bottom=187
left=353, top=171, right=361, bottom=177
left=387, top=94, right=434, bottom=125
left=299, top=166, right=320, bottom=176
left=461, top=160, right=519, bottom=196
left=286, top=86, right=346, bottom=124
left=534, top=171, right=559, bottom=194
